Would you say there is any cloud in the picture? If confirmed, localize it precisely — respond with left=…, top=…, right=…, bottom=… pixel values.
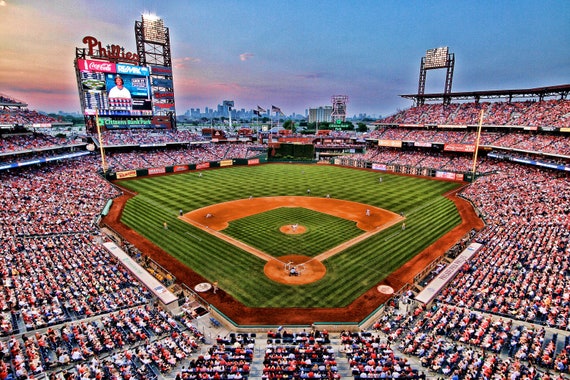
left=173, top=56, right=201, bottom=69
left=296, top=72, right=325, bottom=80
left=239, top=52, right=254, bottom=62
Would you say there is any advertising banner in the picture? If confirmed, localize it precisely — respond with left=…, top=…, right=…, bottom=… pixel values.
left=153, top=91, right=175, bottom=99
left=116, top=63, right=150, bottom=76
left=173, top=165, right=188, bottom=172
left=116, top=170, right=137, bottom=179
left=152, top=78, right=173, bottom=87
left=248, top=158, right=260, bottom=165
left=372, top=163, right=387, bottom=171
left=444, top=143, right=475, bottom=153
left=378, top=139, right=402, bottom=148
left=148, top=167, right=166, bottom=175
left=150, top=65, right=173, bottom=75
left=196, top=162, right=210, bottom=170
left=77, top=59, right=116, bottom=73
left=153, top=103, right=176, bottom=110
left=435, top=171, right=456, bottom=180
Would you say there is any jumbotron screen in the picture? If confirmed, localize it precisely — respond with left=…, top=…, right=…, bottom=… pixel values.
left=78, top=59, right=153, bottom=117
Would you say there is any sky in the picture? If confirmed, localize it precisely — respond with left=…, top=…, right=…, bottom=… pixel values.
left=0, top=0, right=569, bottom=118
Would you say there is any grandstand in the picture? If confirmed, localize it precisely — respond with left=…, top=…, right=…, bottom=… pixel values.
left=0, top=89, right=569, bottom=380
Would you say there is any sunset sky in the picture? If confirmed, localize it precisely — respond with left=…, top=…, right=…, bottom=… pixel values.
left=1, top=0, right=568, bottom=117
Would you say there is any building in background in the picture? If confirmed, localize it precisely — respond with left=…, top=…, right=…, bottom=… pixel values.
left=308, top=106, right=332, bottom=123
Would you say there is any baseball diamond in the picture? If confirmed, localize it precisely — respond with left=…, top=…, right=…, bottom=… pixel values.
left=105, top=163, right=483, bottom=325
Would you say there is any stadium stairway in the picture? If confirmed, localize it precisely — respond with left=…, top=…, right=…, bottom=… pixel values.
left=246, top=344, right=265, bottom=379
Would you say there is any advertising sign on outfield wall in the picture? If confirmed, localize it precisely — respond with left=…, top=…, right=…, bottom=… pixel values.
left=148, top=167, right=166, bottom=175
left=116, top=170, right=137, bottom=179
left=372, top=163, right=387, bottom=171
left=173, top=165, right=188, bottom=172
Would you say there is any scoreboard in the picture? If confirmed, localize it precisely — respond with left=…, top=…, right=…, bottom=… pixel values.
left=425, top=47, right=449, bottom=69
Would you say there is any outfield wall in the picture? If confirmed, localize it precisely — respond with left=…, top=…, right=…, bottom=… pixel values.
left=105, top=157, right=266, bottom=180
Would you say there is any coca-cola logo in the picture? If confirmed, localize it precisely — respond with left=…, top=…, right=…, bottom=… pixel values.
left=88, top=61, right=113, bottom=71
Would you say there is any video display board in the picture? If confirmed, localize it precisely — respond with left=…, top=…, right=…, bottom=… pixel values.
left=78, top=59, right=152, bottom=117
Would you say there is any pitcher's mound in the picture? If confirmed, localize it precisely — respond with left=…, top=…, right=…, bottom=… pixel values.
left=264, top=254, right=326, bottom=285
left=279, top=224, right=307, bottom=234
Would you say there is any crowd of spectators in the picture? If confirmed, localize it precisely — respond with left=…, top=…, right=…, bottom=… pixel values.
left=262, top=340, right=339, bottom=379
left=340, top=330, right=422, bottom=379
left=0, top=96, right=569, bottom=380
left=0, top=110, right=61, bottom=126
left=105, top=143, right=265, bottom=171
left=0, top=133, right=81, bottom=156
left=341, top=148, right=500, bottom=174
left=357, top=160, right=569, bottom=378
left=371, top=302, right=569, bottom=379
left=0, top=158, right=119, bottom=237
left=0, top=95, right=23, bottom=104
left=96, top=130, right=205, bottom=146
left=438, top=163, right=570, bottom=330
left=177, top=342, right=253, bottom=380
left=0, top=149, right=256, bottom=379
left=381, top=100, right=570, bottom=129
left=368, top=127, right=570, bottom=158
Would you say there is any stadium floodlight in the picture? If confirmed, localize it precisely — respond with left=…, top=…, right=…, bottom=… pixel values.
left=142, top=14, right=166, bottom=44
left=425, top=47, right=449, bottom=69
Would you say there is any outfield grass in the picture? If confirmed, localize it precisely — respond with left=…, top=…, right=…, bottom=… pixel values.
left=118, top=163, right=462, bottom=308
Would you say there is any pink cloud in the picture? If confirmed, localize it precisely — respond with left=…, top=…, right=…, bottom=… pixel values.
left=239, top=52, right=254, bottom=61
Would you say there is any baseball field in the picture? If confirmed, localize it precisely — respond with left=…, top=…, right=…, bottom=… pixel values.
left=106, top=163, right=481, bottom=324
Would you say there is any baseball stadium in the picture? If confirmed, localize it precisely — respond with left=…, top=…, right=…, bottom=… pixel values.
left=1, top=13, right=569, bottom=380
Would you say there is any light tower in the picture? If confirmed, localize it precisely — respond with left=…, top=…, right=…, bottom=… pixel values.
left=417, top=46, right=455, bottom=105
left=331, top=95, right=349, bottom=123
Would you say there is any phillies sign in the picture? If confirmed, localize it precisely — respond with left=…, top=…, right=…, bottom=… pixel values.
left=82, top=36, right=139, bottom=64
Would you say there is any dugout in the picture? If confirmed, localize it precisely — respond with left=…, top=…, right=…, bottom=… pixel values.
left=103, top=241, right=179, bottom=313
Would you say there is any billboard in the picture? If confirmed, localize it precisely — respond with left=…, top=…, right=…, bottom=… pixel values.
left=78, top=59, right=152, bottom=117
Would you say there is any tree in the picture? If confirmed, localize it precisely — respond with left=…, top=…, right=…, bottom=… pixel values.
left=282, top=119, right=296, bottom=132
left=357, top=122, right=368, bottom=133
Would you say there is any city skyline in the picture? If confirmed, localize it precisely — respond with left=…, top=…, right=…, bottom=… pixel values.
left=0, top=0, right=569, bottom=118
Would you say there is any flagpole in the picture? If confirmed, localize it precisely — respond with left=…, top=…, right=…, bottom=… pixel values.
left=95, top=108, right=108, bottom=175
left=471, top=108, right=484, bottom=183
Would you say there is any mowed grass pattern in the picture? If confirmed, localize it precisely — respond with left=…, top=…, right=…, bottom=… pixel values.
left=118, top=164, right=462, bottom=308
left=224, top=207, right=363, bottom=258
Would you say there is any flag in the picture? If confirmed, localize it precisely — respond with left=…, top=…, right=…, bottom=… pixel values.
left=271, top=105, right=283, bottom=115
left=254, top=105, right=266, bottom=116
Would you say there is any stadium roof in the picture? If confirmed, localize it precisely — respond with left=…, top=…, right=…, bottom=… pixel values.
left=401, top=84, right=570, bottom=104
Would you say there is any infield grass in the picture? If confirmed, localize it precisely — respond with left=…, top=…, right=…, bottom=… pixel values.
left=118, top=163, right=462, bottom=308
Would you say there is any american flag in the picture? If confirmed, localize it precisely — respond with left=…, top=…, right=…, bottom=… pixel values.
left=271, top=105, right=283, bottom=115
left=254, top=105, right=266, bottom=115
